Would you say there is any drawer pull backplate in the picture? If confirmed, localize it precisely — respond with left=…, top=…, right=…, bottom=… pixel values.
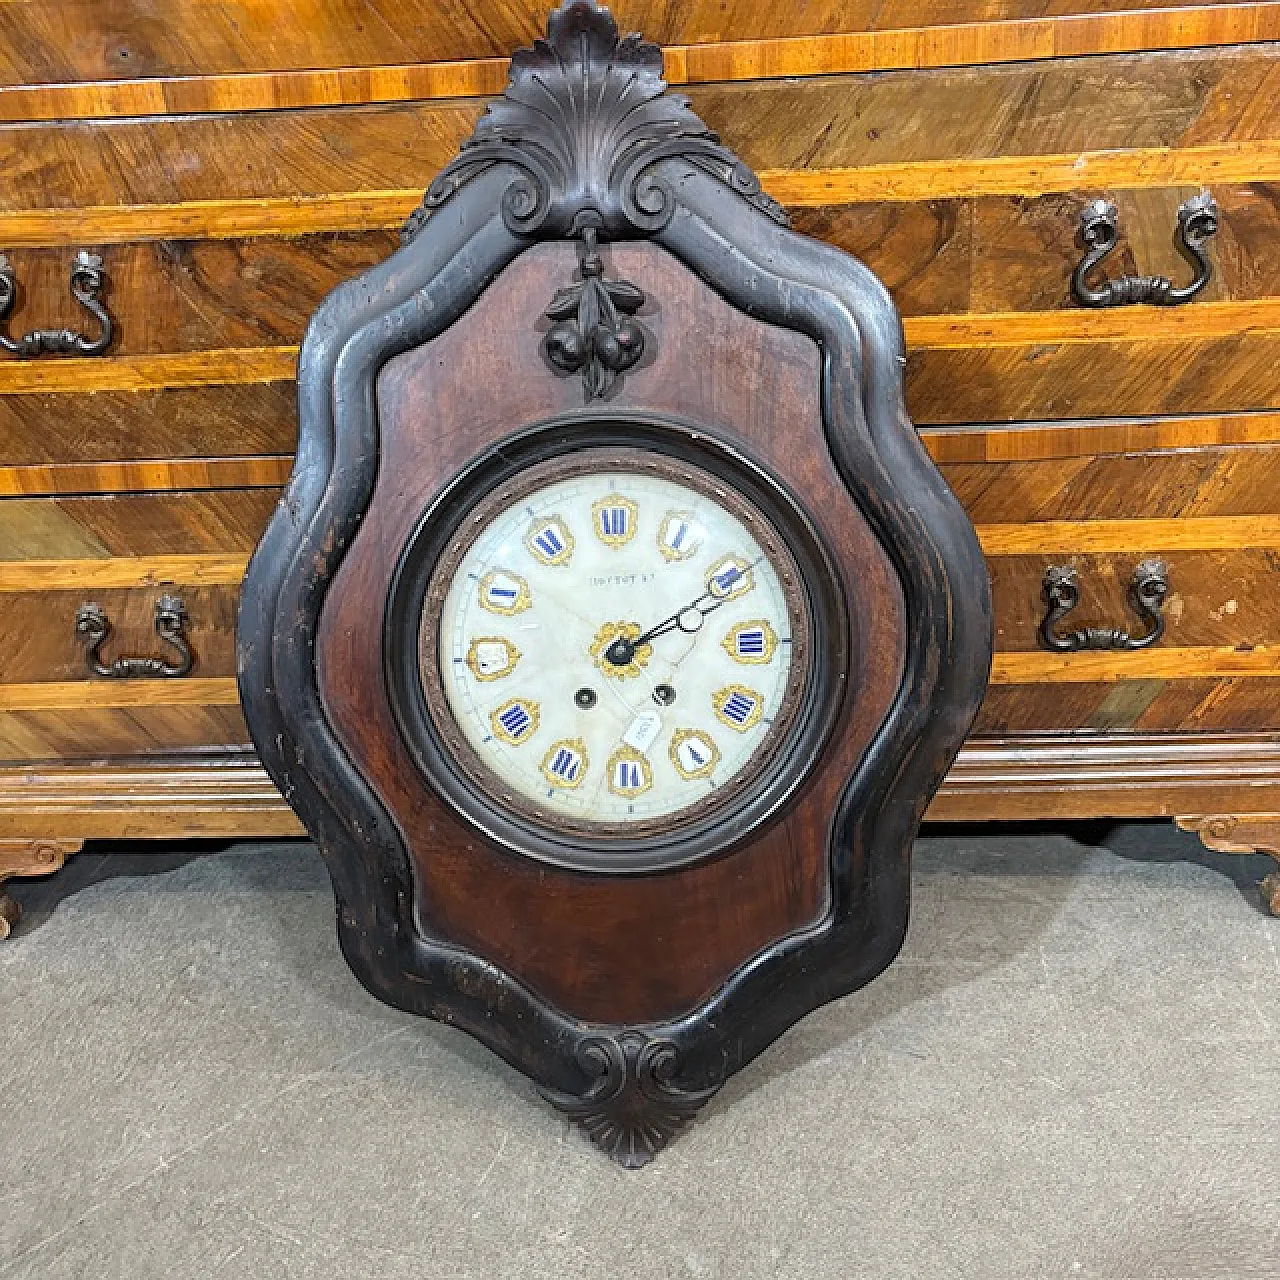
left=75, top=595, right=193, bottom=678
left=0, top=250, right=113, bottom=357
left=1039, top=560, right=1169, bottom=652
left=1072, top=192, right=1217, bottom=308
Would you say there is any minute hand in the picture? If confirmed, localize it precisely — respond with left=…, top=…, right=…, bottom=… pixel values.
left=603, top=566, right=746, bottom=667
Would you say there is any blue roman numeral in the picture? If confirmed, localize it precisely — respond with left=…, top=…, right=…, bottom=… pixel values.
left=601, top=506, right=629, bottom=536
left=549, top=748, right=580, bottom=781
left=534, top=528, right=563, bottom=557
left=736, top=628, right=765, bottom=656
left=498, top=704, right=531, bottom=737
left=722, top=692, right=757, bottom=724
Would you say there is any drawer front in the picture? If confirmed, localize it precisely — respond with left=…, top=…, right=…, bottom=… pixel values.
left=926, top=417, right=1280, bottom=734
left=0, top=700, right=250, bottom=764
left=940, top=443, right=1280, bottom=524
left=985, top=550, right=1279, bottom=654
left=0, top=490, right=277, bottom=560
left=0, top=490, right=269, bottom=762
left=0, top=384, right=298, bottom=478
left=0, top=584, right=239, bottom=683
left=2, top=2, right=1261, bottom=86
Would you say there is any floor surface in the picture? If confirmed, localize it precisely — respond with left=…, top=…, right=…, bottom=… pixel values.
left=2, top=823, right=1278, bottom=1280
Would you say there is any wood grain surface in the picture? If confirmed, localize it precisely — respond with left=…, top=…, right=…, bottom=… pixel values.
left=989, top=550, right=1280, bottom=651
left=0, top=490, right=278, bottom=561
left=0, top=348, right=293, bottom=395
left=977, top=516, right=1280, bottom=553
left=3, top=538, right=1273, bottom=672
left=2, top=184, right=1278, bottom=373
left=974, top=676, right=1280, bottom=732
left=0, top=385, right=296, bottom=468
left=0, top=555, right=250, bottom=590
left=0, top=2, right=1263, bottom=89
left=907, top=334, right=1280, bottom=423
left=1, top=5, right=1275, bottom=121
left=923, top=412, right=1280, bottom=462
left=2, top=144, right=1278, bottom=248
left=931, top=731, right=1280, bottom=820
left=0, top=754, right=306, bottom=839
left=0, top=678, right=241, bottom=711
left=941, top=443, right=1280, bottom=522
left=13, top=731, right=1280, bottom=839
left=316, top=240, right=906, bottom=1024
left=8, top=655, right=1280, bottom=745
left=0, top=456, right=292, bottom=499
left=4, top=338, right=1273, bottom=426
left=1, top=391, right=1272, bottom=488
left=993, top=647, right=1280, bottom=682
left=0, top=46, right=1273, bottom=222
left=795, top=184, right=1280, bottom=315
left=0, top=704, right=250, bottom=763
left=1, top=6, right=1277, bottom=820
left=0, top=236, right=394, bottom=354
left=5, top=302, right=1278, bottom=427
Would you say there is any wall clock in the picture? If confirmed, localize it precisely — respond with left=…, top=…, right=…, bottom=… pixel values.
left=238, top=0, right=992, bottom=1167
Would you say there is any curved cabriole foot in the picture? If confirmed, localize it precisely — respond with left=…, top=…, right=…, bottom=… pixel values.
left=0, top=839, right=83, bottom=938
left=1176, top=815, right=1280, bottom=916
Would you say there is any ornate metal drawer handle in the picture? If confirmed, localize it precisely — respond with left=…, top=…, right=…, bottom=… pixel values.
left=75, top=595, right=193, bottom=678
left=1040, top=560, right=1169, bottom=652
left=0, top=250, right=113, bottom=356
left=1072, top=192, right=1217, bottom=307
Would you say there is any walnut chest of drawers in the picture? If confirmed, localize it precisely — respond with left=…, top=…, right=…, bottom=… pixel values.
left=3, top=0, right=1280, bottom=926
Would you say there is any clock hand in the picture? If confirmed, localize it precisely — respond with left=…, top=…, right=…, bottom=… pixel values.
left=637, top=590, right=722, bottom=645
left=603, top=561, right=756, bottom=668
left=603, top=588, right=724, bottom=666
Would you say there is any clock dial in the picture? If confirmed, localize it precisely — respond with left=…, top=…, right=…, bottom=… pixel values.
left=419, top=448, right=813, bottom=839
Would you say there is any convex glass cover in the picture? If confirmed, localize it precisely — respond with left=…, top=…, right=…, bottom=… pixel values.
left=418, top=448, right=814, bottom=840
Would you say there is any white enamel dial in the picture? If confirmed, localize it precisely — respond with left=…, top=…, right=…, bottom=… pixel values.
left=422, top=451, right=811, bottom=836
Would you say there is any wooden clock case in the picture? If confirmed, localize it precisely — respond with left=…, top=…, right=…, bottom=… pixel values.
left=237, top=0, right=992, bottom=1166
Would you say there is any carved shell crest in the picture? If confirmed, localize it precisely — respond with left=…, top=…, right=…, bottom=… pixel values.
left=402, top=0, right=787, bottom=243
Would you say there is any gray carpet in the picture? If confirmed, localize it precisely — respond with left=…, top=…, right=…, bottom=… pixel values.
left=2, top=825, right=1278, bottom=1280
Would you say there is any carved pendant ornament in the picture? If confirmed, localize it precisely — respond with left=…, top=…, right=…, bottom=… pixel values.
left=544, top=225, right=645, bottom=398
left=238, top=0, right=991, bottom=1168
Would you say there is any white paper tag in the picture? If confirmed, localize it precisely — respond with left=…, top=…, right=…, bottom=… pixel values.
left=622, top=711, right=662, bottom=753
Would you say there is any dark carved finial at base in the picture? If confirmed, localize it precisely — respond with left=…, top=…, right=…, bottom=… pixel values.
left=541, top=1032, right=719, bottom=1168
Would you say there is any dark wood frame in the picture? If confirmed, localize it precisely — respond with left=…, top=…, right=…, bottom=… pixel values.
left=237, top=0, right=991, bottom=1167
